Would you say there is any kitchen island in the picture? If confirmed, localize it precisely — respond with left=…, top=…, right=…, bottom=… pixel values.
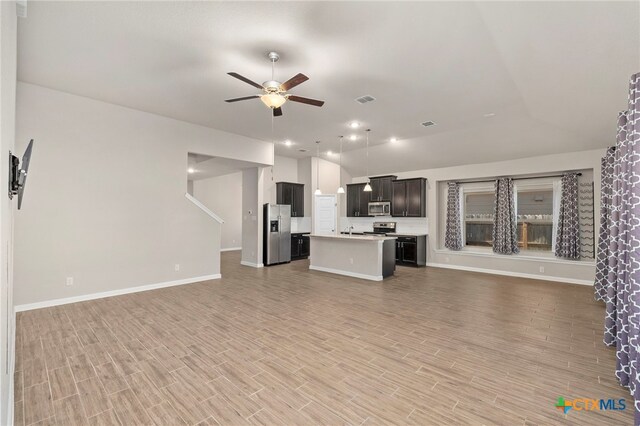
left=309, top=234, right=397, bottom=281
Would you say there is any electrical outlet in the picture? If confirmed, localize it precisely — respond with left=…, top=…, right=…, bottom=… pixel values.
left=66, top=277, right=74, bottom=287
left=175, top=264, right=180, bottom=272
left=539, top=266, right=545, bottom=273
left=445, top=256, right=450, bottom=263
left=350, top=258, right=354, bottom=264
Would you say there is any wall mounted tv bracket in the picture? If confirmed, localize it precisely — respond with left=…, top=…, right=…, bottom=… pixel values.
left=9, top=139, right=34, bottom=209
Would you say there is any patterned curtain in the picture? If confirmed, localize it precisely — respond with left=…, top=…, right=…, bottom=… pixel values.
left=595, top=73, right=640, bottom=419
left=578, top=181, right=595, bottom=259
left=492, top=178, right=519, bottom=254
left=554, top=173, right=580, bottom=259
left=444, top=182, right=463, bottom=250
left=594, top=147, right=615, bottom=303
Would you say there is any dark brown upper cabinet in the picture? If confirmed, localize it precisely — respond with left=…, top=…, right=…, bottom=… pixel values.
left=368, top=175, right=397, bottom=202
left=276, top=182, right=305, bottom=217
left=391, top=178, right=426, bottom=217
left=346, top=183, right=371, bottom=217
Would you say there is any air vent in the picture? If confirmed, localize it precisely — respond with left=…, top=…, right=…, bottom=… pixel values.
left=355, top=95, right=376, bottom=105
left=16, top=0, right=27, bottom=17
left=298, top=149, right=308, bottom=153
left=421, top=121, right=436, bottom=127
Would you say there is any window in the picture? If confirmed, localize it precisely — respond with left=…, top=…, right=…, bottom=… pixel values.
left=464, top=192, right=495, bottom=247
left=516, top=187, right=554, bottom=252
left=447, top=173, right=592, bottom=257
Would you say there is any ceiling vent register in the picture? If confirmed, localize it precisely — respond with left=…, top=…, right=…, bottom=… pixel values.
left=355, top=95, right=376, bottom=104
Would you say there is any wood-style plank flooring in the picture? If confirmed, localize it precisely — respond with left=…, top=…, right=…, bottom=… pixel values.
left=15, top=251, right=632, bottom=425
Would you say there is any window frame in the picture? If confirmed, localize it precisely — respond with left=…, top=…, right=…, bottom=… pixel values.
left=459, top=182, right=495, bottom=250
left=451, top=177, right=562, bottom=258
left=514, top=181, right=556, bottom=254
left=462, top=185, right=496, bottom=249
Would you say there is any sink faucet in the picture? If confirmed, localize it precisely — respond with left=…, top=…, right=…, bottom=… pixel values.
left=348, top=225, right=354, bottom=236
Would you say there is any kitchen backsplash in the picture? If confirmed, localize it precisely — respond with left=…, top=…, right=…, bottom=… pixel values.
left=291, top=217, right=312, bottom=233
left=339, top=217, right=428, bottom=235
left=291, top=216, right=428, bottom=235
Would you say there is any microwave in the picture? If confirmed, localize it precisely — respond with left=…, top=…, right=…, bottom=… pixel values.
left=368, top=201, right=391, bottom=216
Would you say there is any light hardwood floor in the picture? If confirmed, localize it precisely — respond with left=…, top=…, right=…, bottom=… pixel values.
left=14, top=251, right=631, bottom=425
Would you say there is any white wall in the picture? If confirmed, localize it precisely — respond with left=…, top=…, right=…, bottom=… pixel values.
left=14, top=83, right=273, bottom=307
left=193, top=172, right=242, bottom=250
left=352, top=149, right=603, bottom=284
left=0, top=2, right=17, bottom=423
left=241, top=167, right=265, bottom=267
left=263, top=155, right=299, bottom=205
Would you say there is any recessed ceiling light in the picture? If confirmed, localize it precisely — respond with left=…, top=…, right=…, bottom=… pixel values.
left=390, top=137, right=397, bottom=143
left=284, top=140, right=292, bottom=146
left=187, top=168, right=195, bottom=174
left=484, top=112, right=496, bottom=118
left=349, top=122, right=359, bottom=129
left=349, top=135, right=357, bottom=141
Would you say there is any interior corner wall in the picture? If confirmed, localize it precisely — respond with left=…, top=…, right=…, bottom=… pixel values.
left=0, top=2, right=17, bottom=423
left=241, top=167, right=265, bottom=266
left=297, top=157, right=312, bottom=217
left=262, top=155, right=299, bottom=205
left=193, top=172, right=243, bottom=250
left=14, top=82, right=273, bottom=307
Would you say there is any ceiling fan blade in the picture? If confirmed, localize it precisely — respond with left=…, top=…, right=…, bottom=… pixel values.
left=225, top=95, right=260, bottom=103
left=287, top=95, right=324, bottom=107
left=273, top=107, right=283, bottom=117
left=227, top=72, right=264, bottom=90
left=280, top=73, right=309, bottom=91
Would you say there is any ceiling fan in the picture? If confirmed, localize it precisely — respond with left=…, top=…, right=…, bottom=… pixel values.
left=225, top=51, right=325, bottom=117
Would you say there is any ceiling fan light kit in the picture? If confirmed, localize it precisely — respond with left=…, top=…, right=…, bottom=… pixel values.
left=260, top=93, right=286, bottom=109
left=225, top=51, right=324, bottom=117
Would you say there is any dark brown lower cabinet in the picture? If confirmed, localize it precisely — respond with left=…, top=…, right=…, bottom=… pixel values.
left=291, top=233, right=310, bottom=260
left=395, top=235, right=427, bottom=266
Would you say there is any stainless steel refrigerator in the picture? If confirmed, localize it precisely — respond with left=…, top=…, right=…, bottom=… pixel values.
left=263, top=203, right=291, bottom=266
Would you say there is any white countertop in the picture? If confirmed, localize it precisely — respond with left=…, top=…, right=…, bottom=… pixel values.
left=309, top=234, right=397, bottom=241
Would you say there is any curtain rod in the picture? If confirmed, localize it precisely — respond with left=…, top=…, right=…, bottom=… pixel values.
left=457, top=172, right=582, bottom=185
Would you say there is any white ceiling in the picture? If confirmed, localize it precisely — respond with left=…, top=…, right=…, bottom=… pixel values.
left=17, top=1, right=639, bottom=176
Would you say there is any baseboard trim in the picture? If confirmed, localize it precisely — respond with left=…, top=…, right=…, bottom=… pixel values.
left=240, top=261, right=264, bottom=268
left=309, top=265, right=382, bottom=282
left=426, top=262, right=593, bottom=286
left=14, top=274, right=222, bottom=312
left=221, top=247, right=242, bottom=252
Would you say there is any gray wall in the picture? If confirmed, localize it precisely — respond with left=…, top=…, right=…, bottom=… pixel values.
left=241, top=167, right=264, bottom=266
left=14, top=83, right=273, bottom=307
left=193, top=172, right=242, bottom=250
left=353, top=149, right=603, bottom=284
left=0, top=2, right=17, bottom=422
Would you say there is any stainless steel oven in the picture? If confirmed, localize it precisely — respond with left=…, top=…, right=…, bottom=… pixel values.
left=368, top=201, right=391, bottom=216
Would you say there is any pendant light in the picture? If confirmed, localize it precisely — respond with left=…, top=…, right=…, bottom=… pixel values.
left=314, top=141, right=322, bottom=195
left=337, top=136, right=345, bottom=194
left=363, top=129, right=372, bottom=192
